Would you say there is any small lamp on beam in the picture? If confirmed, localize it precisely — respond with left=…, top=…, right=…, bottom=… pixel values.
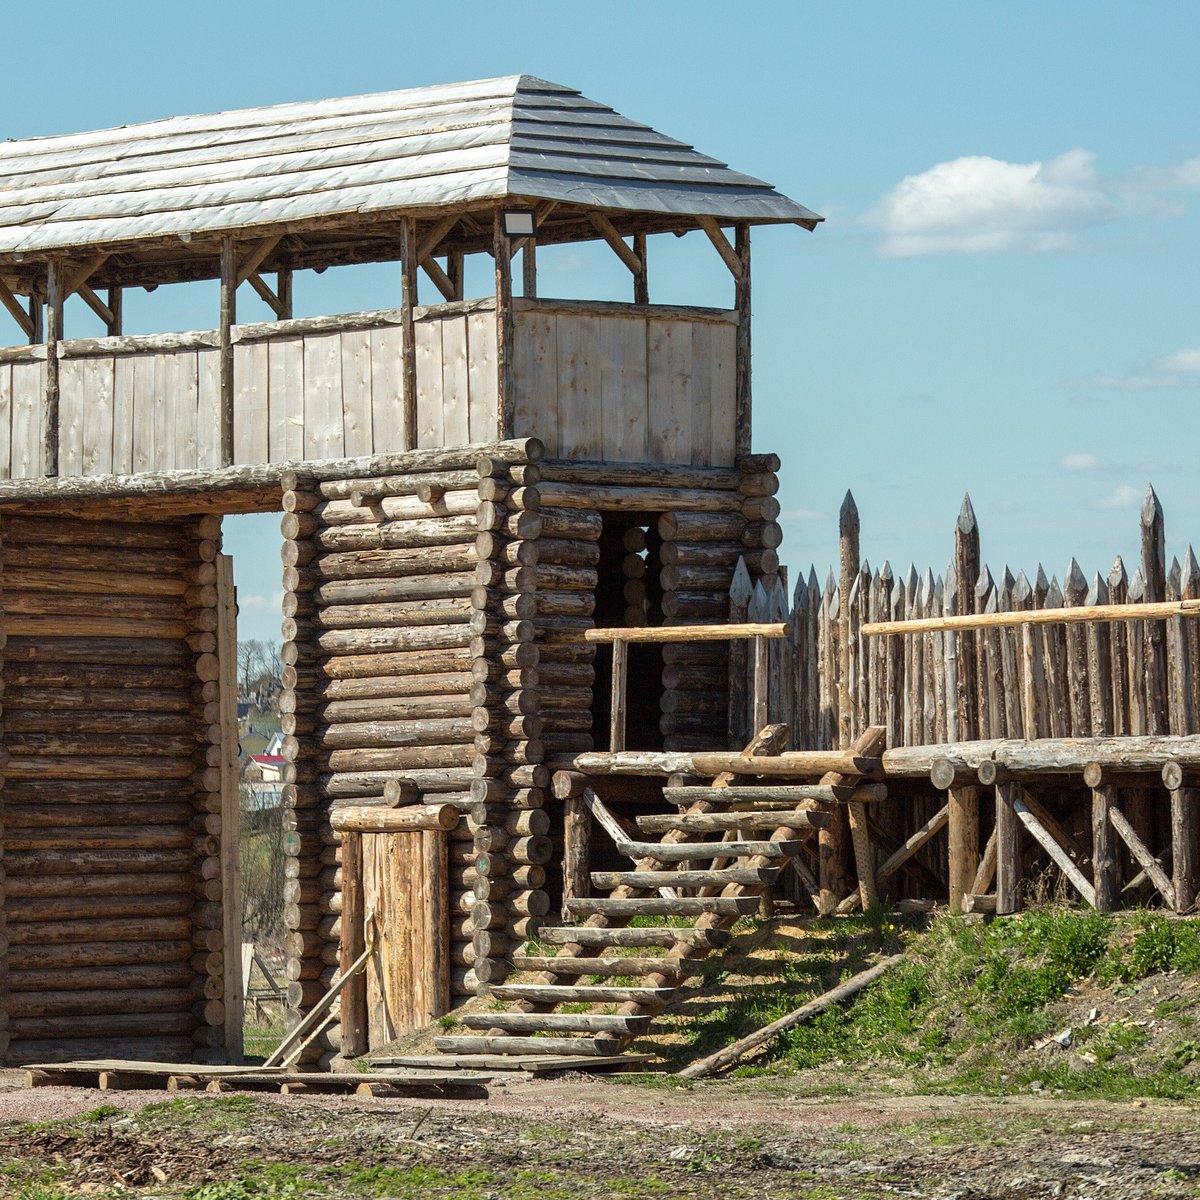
left=500, top=209, right=537, bottom=239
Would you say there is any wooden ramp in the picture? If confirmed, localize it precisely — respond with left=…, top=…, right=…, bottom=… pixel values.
left=432, top=725, right=850, bottom=1070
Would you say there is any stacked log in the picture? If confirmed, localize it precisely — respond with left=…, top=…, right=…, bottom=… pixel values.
left=0, top=512, right=212, bottom=1065
left=0, top=528, right=6, bottom=1064
left=471, top=453, right=554, bottom=983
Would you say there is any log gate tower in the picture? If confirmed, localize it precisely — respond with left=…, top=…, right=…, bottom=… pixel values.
left=0, top=76, right=821, bottom=1065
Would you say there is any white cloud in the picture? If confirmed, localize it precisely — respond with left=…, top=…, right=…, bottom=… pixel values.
left=1096, top=484, right=1141, bottom=510
left=1068, top=346, right=1200, bottom=392
left=872, top=149, right=1113, bottom=257
left=1060, top=453, right=1099, bottom=471
left=1153, top=348, right=1200, bottom=374
left=239, top=590, right=285, bottom=613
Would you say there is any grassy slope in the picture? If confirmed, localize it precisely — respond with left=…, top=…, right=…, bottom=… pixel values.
left=620, top=908, right=1200, bottom=1098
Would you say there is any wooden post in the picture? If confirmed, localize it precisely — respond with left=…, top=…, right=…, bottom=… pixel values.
left=1170, top=786, right=1197, bottom=913
left=219, top=237, right=237, bottom=467
left=562, top=795, right=592, bottom=918
left=399, top=217, right=419, bottom=451
left=493, top=209, right=515, bottom=439
left=106, top=285, right=123, bottom=336
left=633, top=232, right=649, bottom=304
left=954, top=495, right=980, bottom=742
left=448, top=250, right=464, bottom=302
left=216, top=553, right=244, bottom=1061
left=947, top=785, right=980, bottom=914
left=995, top=782, right=1020, bottom=914
left=1142, top=487, right=1169, bottom=735
left=339, top=831, right=367, bottom=1057
left=752, top=635, right=769, bottom=733
left=277, top=270, right=293, bottom=320
left=1092, top=784, right=1119, bottom=912
left=28, top=282, right=44, bottom=344
left=522, top=239, right=537, bottom=299
left=734, top=222, right=751, bottom=458
left=422, top=829, right=451, bottom=1020
left=43, top=259, right=63, bottom=476
left=610, top=637, right=629, bottom=751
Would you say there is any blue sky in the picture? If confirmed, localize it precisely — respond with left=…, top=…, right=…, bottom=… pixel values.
left=3, top=1, right=1198, bottom=644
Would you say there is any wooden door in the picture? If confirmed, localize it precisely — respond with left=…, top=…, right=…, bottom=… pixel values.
left=358, top=829, right=450, bottom=1049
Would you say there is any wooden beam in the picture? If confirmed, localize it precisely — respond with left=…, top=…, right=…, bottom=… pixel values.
left=697, top=216, right=744, bottom=282
left=588, top=211, right=643, bottom=276
left=1109, top=803, right=1175, bottom=907
left=581, top=622, right=788, bottom=644
left=0, top=275, right=35, bottom=339
left=399, top=216, right=419, bottom=451
left=235, top=234, right=283, bottom=286
left=948, top=785, right=980, bottom=913
left=219, top=238, right=237, bottom=467
left=107, top=284, right=123, bottom=336
left=493, top=208, right=514, bottom=439
left=76, top=283, right=115, bottom=330
left=1013, top=789, right=1096, bottom=906
left=420, top=256, right=457, bottom=303
left=995, top=783, right=1020, bottom=913
left=522, top=240, right=537, bottom=299
left=247, top=271, right=288, bottom=319
left=417, top=214, right=461, bottom=262
left=1092, top=785, right=1119, bottom=912
left=43, top=259, right=64, bottom=476
left=734, top=223, right=751, bottom=459
left=63, top=253, right=109, bottom=299
left=632, top=232, right=648, bottom=304
left=276, top=269, right=293, bottom=320
left=866, top=598, right=1200, bottom=637
left=610, top=637, right=629, bottom=752
left=216, top=554, right=245, bottom=1061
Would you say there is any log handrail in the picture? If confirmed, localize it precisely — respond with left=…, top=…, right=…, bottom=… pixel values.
left=864, top=598, right=1200, bottom=637
left=575, top=621, right=788, bottom=644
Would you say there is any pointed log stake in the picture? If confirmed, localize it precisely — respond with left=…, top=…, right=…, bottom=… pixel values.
left=678, top=954, right=905, bottom=1079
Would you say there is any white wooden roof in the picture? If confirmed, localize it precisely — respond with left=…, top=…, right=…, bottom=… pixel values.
left=0, top=75, right=821, bottom=259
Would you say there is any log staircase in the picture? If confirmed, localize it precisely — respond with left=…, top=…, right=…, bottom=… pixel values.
left=434, top=726, right=836, bottom=1063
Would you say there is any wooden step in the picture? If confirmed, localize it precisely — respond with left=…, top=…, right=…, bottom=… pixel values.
left=590, top=866, right=779, bottom=889
left=537, top=926, right=731, bottom=949
left=563, top=895, right=760, bottom=919
left=513, top=955, right=706, bottom=977
left=490, top=983, right=674, bottom=1006
left=619, top=839, right=804, bottom=862
left=636, top=811, right=826, bottom=834
left=462, top=1012, right=651, bottom=1035
left=435, top=1035, right=621, bottom=1057
left=664, top=784, right=872, bottom=806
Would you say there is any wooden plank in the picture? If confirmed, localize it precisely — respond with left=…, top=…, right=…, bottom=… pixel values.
left=216, top=553, right=244, bottom=1061
left=598, top=315, right=647, bottom=463
left=339, top=831, right=367, bottom=1058
left=9, top=358, right=44, bottom=478
left=303, top=331, right=345, bottom=460
left=439, top=315, right=470, bottom=445
left=413, top=318, right=444, bottom=449
left=219, top=238, right=236, bottom=466
left=170, top=350, right=200, bottom=470
left=0, top=362, right=11, bottom=478
left=996, top=782, right=1020, bottom=914
left=56, top=355, right=86, bottom=476
left=196, top=347, right=222, bottom=469
left=81, top=354, right=115, bottom=476
left=647, top=318, right=691, bottom=464
left=369, top=324, right=405, bottom=454
left=130, top=353, right=158, bottom=473
left=465, top=310, right=498, bottom=442
left=511, top=309, right=557, bottom=447
left=339, top=327, right=374, bottom=458
left=688, top=321, right=713, bottom=467
left=267, top=337, right=305, bottom=462
left=555, top=314, right=602, bottom=459
left=233, top=341, right=269, bottom=465
left=709, top=321, right=737, bottom=467
left=111, top=356, right=135, bottom=473
left=423, top=829, right=450, bottom=1024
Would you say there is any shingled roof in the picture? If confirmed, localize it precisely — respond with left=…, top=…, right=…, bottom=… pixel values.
left=0, top=75, right=820, bottom=262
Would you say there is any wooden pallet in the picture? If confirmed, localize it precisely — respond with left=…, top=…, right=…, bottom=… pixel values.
left=24, top=1059, right=489, bottom=1098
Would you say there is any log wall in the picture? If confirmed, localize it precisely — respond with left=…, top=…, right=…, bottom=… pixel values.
left=0, top=511, right=232, bottom=1065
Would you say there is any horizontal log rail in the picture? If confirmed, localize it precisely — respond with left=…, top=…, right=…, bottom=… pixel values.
left=577, top=622, right=789, bottom=644
left=864, top=598, right=1200, bottom=637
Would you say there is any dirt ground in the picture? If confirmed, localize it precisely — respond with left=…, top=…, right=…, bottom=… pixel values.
left=2, top=1068, right=1199, bottom=1199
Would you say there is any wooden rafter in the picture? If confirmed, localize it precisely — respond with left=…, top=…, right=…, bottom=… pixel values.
left=76, top=283, right=115, bottom=330
left=417, top=214, right=461, bottom=262
left=247, top=271, right=288, bottom=318
left=421, top=256, right=457, bottom=303
left=235, top=235, right=283, bottom=286
left=588, top=212, right=643, bottom=276
left=697, top=216, right=743, bottom=282
left=63, top=253, right=109, bottom=298
left=0, top=275, right=35, bottom=339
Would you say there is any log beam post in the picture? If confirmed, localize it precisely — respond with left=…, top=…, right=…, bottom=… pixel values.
left=1092, top=784, right=1120, bottom=912
left=734, top=223, right=751, bottom=458
left=947, top=785, right=980, bottom=914
left=1170, top=785, right=1198, bottom=913
left=399, top=217, right=419, bottom=451
left=42, top=258, right=64, bottom=476
left=218, top=237, right=236, bottom=467
left=493, top=209, right=515, bottom=439
left=610, top=638, right=629, bottom=752
left=338, top=831, right=368, bottom=1058
left=995, top=782, right=1020, bottom=914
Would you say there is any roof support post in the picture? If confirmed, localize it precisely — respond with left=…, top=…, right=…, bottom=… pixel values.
left=29, top=286, right=44, bottom=345
left=106, top=285, right=123, bottom=336
left=42, top=259, right=64, bottom=477
left=493, top=208, right=514, bottom=438
left=633, top=233, right=648, bottom=305
left=219, top=237, right=237, bottom=467
left=734, top=222, right=751, bottom=458
left=277, top=269, right=293, bottom=320
left=399, top=216, right=419, bottom=450
left=447, top=250, right=464, bottom=303
left=522, top=239, right=537, bottom=299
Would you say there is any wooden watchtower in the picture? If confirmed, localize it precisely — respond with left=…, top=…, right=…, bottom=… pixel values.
left=0, top=76, right=820, bottom=1066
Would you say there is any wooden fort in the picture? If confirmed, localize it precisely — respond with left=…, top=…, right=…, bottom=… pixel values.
left=4, top=76, right=1196, bottom=1079
left=0, top=76, right=820, bottom=1066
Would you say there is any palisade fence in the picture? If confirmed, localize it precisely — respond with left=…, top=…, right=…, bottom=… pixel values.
left=728, top=486, right=1200, bottom=752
